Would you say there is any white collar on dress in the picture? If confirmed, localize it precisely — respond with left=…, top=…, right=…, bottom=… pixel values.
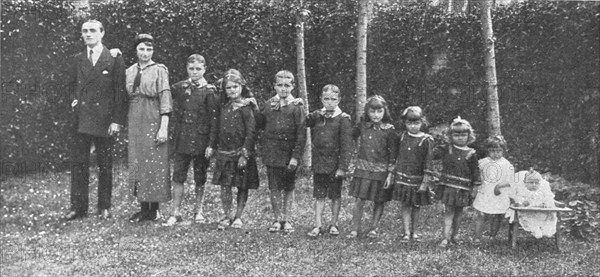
left=452, top=144, right=470, bottom=151
left=407, top=132, right=425, bottom=137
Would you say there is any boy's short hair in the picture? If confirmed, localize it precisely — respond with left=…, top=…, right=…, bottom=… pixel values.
left=274, top=70, right=295, bottom=84
left=322, top=84, right=340, bottom=95
left=187, top=54, right=206, bottom=65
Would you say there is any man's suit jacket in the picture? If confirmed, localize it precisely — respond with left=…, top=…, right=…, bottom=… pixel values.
left=72, top=46, right=127, bottom=137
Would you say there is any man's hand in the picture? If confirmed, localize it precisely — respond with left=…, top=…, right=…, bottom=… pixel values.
left=205, top=147, right=214, bottom=159
left=108, top=123, right=121, bottom=136
left=109, top=48, right=122, bottom=57
left=287, top=158, right=298, bottom=172
left=334, top=169, right=345, bottom=179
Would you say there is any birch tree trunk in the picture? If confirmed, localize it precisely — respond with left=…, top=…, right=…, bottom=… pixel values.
left=355, top=0, right=371, bottom=122
left=480, top=0, right=501, bottom=137
left=296, top=0, right=312, bottom=167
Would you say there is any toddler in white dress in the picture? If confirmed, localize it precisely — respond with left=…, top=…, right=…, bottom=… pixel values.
left=497, top=169, right=558, bottom=239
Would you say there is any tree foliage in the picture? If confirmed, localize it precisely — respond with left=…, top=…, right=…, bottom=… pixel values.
left=1, top=0, right=598, bottom=184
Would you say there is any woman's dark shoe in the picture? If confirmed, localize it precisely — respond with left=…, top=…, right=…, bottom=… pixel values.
left=129, top=211, right=146, bottom=223
left=146, top=210, right=161, bottom=221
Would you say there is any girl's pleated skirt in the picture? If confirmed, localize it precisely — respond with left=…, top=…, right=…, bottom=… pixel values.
left=349, top=177, right=392, bottom=203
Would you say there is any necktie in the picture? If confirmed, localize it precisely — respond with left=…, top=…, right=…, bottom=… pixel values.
left=88, top=49, right=94, bottom=65
left=132, top=65, right=141, bottom=93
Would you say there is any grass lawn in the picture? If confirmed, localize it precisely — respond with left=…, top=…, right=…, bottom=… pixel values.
left=1, top=163, right=598, bottom=276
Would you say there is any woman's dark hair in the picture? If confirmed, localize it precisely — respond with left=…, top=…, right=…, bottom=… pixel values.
left=134, top=33, right=153, bottom=49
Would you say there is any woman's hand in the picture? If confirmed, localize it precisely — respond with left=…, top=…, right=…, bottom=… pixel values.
left=156, top=126, right=168, bottom=144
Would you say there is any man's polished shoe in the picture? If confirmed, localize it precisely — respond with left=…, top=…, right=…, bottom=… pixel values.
left=98, top=209, right=112, bottom=219
left=63, top=210, right=86, bottom=221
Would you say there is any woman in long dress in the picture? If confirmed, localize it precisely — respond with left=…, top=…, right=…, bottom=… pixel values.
left=126, top=34, right=172, bottom=222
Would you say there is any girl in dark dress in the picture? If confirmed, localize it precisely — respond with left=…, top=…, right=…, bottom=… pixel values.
left=347, top=95, right=396, bottom=238
left=212, top=70, right=259, bottom=230
left=389, top=106, right=433, bottom=241
left=427, top=116, right=481, bottom=247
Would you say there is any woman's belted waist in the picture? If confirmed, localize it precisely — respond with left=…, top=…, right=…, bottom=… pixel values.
left=129, top=92, right=159, bottom=100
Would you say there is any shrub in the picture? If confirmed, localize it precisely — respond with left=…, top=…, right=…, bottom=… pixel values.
left=1, top=0, right=598, bottom=185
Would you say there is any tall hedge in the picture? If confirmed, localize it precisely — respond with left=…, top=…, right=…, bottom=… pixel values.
left=1, top=0, right=598, bottom=183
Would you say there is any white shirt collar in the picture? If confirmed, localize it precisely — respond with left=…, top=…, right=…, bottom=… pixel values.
left=320, top=106, right=342, bottom=118
left=86, top=43, right=103, bottom=65
left=273, top=94, right=295, bottom=105
left=87, top=43, right=103, bottom=56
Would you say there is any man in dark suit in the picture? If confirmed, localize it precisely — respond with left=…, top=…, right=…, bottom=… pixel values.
left=64, top=20, right=127, bottom=220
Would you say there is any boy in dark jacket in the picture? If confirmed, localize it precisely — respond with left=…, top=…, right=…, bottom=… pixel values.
left=164, top=54, right=218, bottom=225
left=305, top=84, right=352, bottom=237
left=256, top=70, right=306, bottom=233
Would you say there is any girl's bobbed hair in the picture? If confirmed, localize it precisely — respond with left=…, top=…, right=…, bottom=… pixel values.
left=364, top=95, right=392, bottom=123
left=484, top=135, right=507, bottom=152
left=223, top=69, right=246, bottom=86
left=448, top=116, right=476, bottom=145
left=400, top=106, right=429, bottom=130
